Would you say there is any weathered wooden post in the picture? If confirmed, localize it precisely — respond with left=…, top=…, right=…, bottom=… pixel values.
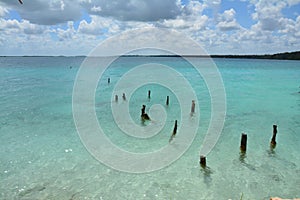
left=270, top=124, right=277, bottom=148
left=240, top=133, right=247, bottom=152
left=200, top=155, right=206, bottom=168
left=148, top=90, right=151, bottom=99
left=173, top=120, right=177, bottom=135
left=166, top=96, right=169, bottom=106
left=169, top=120, right=178, bottom=143
left=141, top=105, right=146, bottom=115
left=191, top=100, right=195, bottom=114
left=141, top=105, right=150, bottom=120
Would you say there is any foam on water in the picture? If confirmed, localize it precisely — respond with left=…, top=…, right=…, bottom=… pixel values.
left=0, top=57, right=299, bottom=199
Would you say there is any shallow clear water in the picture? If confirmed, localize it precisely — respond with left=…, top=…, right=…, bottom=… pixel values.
left=0, top=56, right=299, bottom=199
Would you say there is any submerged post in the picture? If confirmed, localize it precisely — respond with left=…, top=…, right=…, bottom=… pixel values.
left=122, top=93, right=126, bottom=101
left=115, top=95, right=118, bottom=102
left=166, top=96, right=169, bottom=106
left=108, top=78, right=110, bottom=84
left=173, top=120, right=177, bottom=135
left=141, top=105, right=146, bottom=115
left=200, top=155, right=206, bottom=168
left=270, top=125, right=277, bottom=148
left=141, top=105, right=150, bottom=120
left=191, top=100, right=195, bottom=114
left=169, top=120, right=178, bottom=143
left=240, top=133, right=247, bottom=152
left=148, top=90, right=151, bottom=99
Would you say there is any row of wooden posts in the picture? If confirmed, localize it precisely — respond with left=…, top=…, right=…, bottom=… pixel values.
left=141, top=90, right=189, bottom=143
left=113, top=87, right=195, bottom=144
left=200, top=124, right=279, bottom=168
left=109, top=78, right=279, bottom=169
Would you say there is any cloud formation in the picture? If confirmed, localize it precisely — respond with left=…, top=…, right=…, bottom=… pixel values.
left=216, top=9, right=241, bottom=31
left=81, top=0, right=182, bottom=21
left=0, top=0, right=299, bottom=55
left=1, top=0, right=81, bottom=25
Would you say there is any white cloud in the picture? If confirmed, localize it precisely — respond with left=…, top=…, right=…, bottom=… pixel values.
left=216, top=9, right=241, bottom=31
left=0, top=18, right=46, bottom=35
left=78, top=15, right=121, bottom=36
left=222, top=8, right=236, bottom=21
left=204, top=0, right=221, bottom=8
left=0, top=0, right=299, bottom=55
left=78, top=19, right=103, bottom=35
left=249, top=0, right=300, bottom=48
left=0, top=19, right=20, bottom=30
left=0, top=0, right=81, bottom=25
left=162, top=14, right=208, bottom=31
left=56, top=21, right=76, bottom=41
left=163, top=18, right=189, bottom=29
left=49, top=0, right=65, bottom=11
left=295, top=16, right=300, bottom=37
left=22, top=20, right=45, bottom=34
left=91, top=5, right=102, bottom=12
left=183, top=0, right=207, bottom=15
left=251, top=0, right=288, bottom=31
left=81, top=0, right=182, bottom=21
left=203, top=0, right=221, bottom=20
left=217, top=20, right=240, bottom=31
left=286, top=0, right=300, bottom=6
left=162, top=1, right=208, bottom=31
left=279, top=16, right=300, bottom=38
left=0, top=6, right=8, bottom=17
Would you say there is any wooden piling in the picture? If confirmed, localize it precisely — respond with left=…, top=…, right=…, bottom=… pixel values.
left=191, top=100, right=195, bottom=114
left=173, top=120, right=178, bottom=135
left=141, top=105, right=150, bottom=120
left=169, top=120, right=178, bottom=143
left=141, top=105, right=146, bottom=115
left=166, top=96, right=169, bottom=106
left=115, top=95, right=118, bottom=102
left=148, top=90, right=151, bottom=99
left=270, top=125, right=277, bottom=148
left=200, top=155, right=206, bottom=168
left=108, top=78, right=110, bottom=84
left=240, top=133, right=247, bottom=152
left=122, top=93, right=126, bottom=101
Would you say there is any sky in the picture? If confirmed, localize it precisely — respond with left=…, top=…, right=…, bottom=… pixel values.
left=0, top=0, right=299, bottom=56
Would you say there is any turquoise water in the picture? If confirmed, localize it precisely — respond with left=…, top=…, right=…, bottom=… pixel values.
left=0, top=56, right=299, bottom=199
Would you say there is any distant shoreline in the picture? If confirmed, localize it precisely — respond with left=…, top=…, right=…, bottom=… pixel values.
left=210, top=51, right=300, bottom=60
left=1, top=51, right=299, bottom=60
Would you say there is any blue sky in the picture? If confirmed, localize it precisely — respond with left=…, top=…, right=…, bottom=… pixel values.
left=0, top=0, right=299, bottom=55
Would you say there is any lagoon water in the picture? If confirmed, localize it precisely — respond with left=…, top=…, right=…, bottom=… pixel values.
left=0, top=56, right=299, bottom=199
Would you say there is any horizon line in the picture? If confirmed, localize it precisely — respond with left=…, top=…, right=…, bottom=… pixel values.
left=0, top=50, right=299, bottom=58
left=0, top=51, right=299, bottom=60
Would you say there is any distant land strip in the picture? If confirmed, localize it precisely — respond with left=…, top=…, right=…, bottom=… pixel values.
left=210, top=51, right=300, bottom=60
left=1, top=51, right=300, bottom=60
left=129, top=51, right=300, bottom=60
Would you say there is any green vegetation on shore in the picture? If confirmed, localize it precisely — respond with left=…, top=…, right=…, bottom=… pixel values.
left=211, top=51, right=300, bottom=60
left=126, top=51, right=300, bottom=60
